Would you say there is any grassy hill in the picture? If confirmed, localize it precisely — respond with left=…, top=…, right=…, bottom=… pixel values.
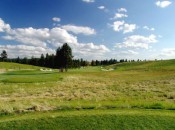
left=105, top=59, right=175, bottom=71
left=0, top=62, right=41, bottom=70
left=0, top=60, right=175, bottom=129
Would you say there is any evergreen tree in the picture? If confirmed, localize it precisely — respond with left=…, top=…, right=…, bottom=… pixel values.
left=1, top=50, right=7, bottom=61
left=55, top=47, right=61, bottom=68
left=45, top=53, right=49, bottom=67
left=16, top=56, right=20, bottom=63
left=56, top=43, right=73, bottom=72
left=91, top=60, right=96, bottom=66
left=39, top=54, right=45, bottom=66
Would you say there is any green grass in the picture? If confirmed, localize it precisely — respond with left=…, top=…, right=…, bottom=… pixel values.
left=105, top=59, right=175, bottom=71
left=0, top=70, right=62, bottom=83
left=0, top=109, right=175, bottom=130
left=0, top=60, right=175, bottom=129
left=0, top=62, right=41, bottom=70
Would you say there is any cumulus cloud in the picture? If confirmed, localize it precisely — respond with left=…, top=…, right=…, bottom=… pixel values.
left=110, top=8, right=136, bottom=33
left=115, top=34, right=158, bottom=49
left=0, top=18, right=11, bottom=32
left=0, top=45, right=55, bottom=58
left=62, top=25, right=96, bottom=35
left=118, top=8, right=127, bottom=12
left=77, top=43, right=110, bottom=54
left=143, top=26, right=155, bottom=31
left=113, top=21, right=125, bottom=32
left=49, top=27, right=78, bottom=47
left=0, top=18, right=109, bottom=59
left=156, top=1, right=172, bottom=8
left=111, top=8, right=128, bottom=20
left=73, top=43, right=110, bottom=60
left=112, top=21, right=136, bottom=33
left=82, top=0, right=95, bottom=3
left=123, top=24, right=136, bottom=33
left=113, top=13, right=128, bottom=19
left=52, top=17, right=61, bottom=22
left=3, top=27, right=50, bottom=47
left=3, top=27, right=78, bottom=48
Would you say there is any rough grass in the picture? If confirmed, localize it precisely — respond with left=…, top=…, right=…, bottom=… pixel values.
left=0, top=60, right=175, bottom=129
left=0, top=60, right=175, bottom=113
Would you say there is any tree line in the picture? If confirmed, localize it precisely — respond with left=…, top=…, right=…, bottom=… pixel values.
left=0, top=43, right=148, bottom=70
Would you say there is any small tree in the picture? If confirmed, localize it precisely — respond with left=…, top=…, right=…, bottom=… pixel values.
left=1, top=50, right=7, bottom=61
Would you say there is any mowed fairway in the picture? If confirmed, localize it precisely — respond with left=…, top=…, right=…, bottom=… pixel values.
left=0, top=60, right=175, bottom=129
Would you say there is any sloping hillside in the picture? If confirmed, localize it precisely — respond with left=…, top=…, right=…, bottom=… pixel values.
left=0, top=62, right=41, bottom=70
left=105, top=59, right=175, bottom=71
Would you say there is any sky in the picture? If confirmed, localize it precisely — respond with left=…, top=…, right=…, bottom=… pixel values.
left=0, top=0, right=174, bottom=60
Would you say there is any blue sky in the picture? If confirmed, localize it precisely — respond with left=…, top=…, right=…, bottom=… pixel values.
left=0, top=0, right=174, bottom=60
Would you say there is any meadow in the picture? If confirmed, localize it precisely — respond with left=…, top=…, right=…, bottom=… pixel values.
left=0, top=60, right=175, bottom=129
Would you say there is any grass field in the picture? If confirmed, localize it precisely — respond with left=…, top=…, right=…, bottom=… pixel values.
left=0, top=60, right=175, bottom=129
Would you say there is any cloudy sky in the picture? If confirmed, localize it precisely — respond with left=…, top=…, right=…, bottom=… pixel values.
left=0, top=0, right=174, bottom=60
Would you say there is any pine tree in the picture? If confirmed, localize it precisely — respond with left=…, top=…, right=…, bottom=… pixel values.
left=1, top=50, right=7, bottom=61
left=56, top=43, right=73, bottom=72
left=39, top=54, right=45, bottom=66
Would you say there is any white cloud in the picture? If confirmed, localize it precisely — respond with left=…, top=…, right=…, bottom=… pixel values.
left=0, top=18, right=109, bottom=60
left=143, top=26, right=155, bottom=31
left=73, top=43, right=110, bottom=60
left=120, top=50, right=139, bottom=55
left=113, top=21, right=136, bottom=33
left=3, top=26, right=78, bottom=48
left=111, top=8, right=128, bottom=20
left=113, top=13, right=128, bottom=19
left=0, top=18, right=11, bottom=32
left=0, top=45, right=55, bottom=58
left=113, top=21, right=125, bottom=32
left=4, top=27, right=50, bottom=47
left=98, top=6, right=108, bottom=12
left=52, top=17, right=61, bottom=22
left=78, top=43, right=110, bottom=53
left=123, top=24, right=136, bottom=33
left=98, top=6, right=105, bottom=10
left=110, top=49, right=139, bottom=60
left=49, top=27, right=78, bottom=47
left=82, top=0, right=95, bottom=3
left=118, top=8, right=127, bottom=12
left=62, top=25, right=96, bottom=35
left=156, top=1, right=172, bottom=8
left=159, top=48, right=175, bottom=58
left=115, top=34, right=158, bottom=49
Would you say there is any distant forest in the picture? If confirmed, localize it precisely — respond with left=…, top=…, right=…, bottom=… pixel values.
left=0, top=43, right=145, bottom=69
